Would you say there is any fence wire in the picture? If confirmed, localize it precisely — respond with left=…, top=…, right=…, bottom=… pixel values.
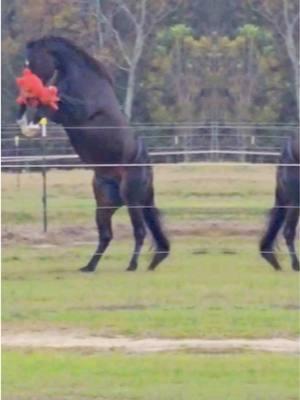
left=2, top=123, right=299, bottom=255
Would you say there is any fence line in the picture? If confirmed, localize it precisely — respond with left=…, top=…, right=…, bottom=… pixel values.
left=3, top=163, right=299, bottom=169
left=1, top=125, right=298, bottom=137
left=2, top=203, right=298, bottom=210
left=0, top=133, right=292, bottom=141
left=2, top=123, right=298, bottom=237
left=2, top=149, right=283, bottom=164
left=1, top=146, right=284, bottom=153
left=2, top=122, right=299, bottom=128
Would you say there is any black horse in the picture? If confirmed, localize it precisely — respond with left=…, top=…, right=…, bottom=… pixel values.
left=18, top=36, right=170, bottom=272
left=260, top=133, right=299, bottom=271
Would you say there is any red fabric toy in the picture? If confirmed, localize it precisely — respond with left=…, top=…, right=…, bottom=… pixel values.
left=16, top=68, right=59, bottom=110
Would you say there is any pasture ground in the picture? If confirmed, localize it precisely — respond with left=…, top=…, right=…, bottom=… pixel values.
left=3, top=351, right=299, bottom=400
left=2, top=166, right=300, bottom=399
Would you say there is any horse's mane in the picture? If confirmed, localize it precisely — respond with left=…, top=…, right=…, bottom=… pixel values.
left=27, top=36, right=114, bottom=86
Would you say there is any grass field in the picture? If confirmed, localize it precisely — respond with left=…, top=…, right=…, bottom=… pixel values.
left=3, top=351, right=300, bottom=400
left=2, top=165, right=300, bottom=399
left=3, top=165, right=277, bottom=226
left=2, top=238, right=300, bottom=338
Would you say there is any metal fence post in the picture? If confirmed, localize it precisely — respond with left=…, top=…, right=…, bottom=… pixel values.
left=40, top=118, right=48, bottom=233
left=210, top=121, right=219, bottom=161
left=14, top=135, right=21, bottom=190
left=174, top=135, right=179, bottom=163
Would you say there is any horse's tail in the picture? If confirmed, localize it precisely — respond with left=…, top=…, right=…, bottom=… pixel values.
left=143, top=202, right=170, bottom=254
left=259, top=204, right=286, bottom=270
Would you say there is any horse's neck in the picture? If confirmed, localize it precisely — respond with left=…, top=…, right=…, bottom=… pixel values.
left=58, top=61, right=125, bottom=126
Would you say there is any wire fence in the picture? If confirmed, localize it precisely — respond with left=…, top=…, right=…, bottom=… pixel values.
left=2, top=123, right=299, bottom=253
left=2, top=122, right=298, bottom=168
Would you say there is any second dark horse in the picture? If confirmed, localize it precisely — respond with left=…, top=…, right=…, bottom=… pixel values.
left=18, top=36, right=170, bottom=272
left=260, top=133, right=299, bottom=271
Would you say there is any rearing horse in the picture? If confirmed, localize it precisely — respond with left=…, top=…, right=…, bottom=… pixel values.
left=260, top=133, right=299, bottom=271
left=17, top=36, right=170, bottom=272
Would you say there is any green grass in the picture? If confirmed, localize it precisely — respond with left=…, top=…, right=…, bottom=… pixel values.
left=2, top=166, right=300, bottom=399
left=2, top=236, right=299, bottom=338
left=2, top=166, right=299, bottom=337
left=3, top=350, right=300, bottom=400
left=2, top=165, right=278, bottom=225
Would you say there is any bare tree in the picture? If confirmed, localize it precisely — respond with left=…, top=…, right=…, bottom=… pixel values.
left=96, top=0, right=179, bottom=120
left=249, top=0, right=299, bottom=119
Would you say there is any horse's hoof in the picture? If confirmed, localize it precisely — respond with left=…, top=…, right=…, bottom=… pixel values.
left=126, top=265, right=137, bottom=272
left=260, top=251, right=282, bottom=271
left=79, top=266, right=95, bottom=273
left=292, top=261, right=300, bottom=272
left=147, top=251, right=169, bottom=271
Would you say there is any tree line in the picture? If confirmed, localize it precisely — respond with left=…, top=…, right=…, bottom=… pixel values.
left=2, top=0, right=299, bottom=129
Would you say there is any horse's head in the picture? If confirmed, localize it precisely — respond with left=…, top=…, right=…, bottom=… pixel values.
left=17, top=38, right=62, bottom=136
left=26, top=39, right=58, bottom=84
left=17, top=36, right=116, bottom=136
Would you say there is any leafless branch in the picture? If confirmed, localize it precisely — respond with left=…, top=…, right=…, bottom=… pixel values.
left=145, top=4, right=179, bottom=37
left=97, top=2, right=132, bottom=65
left=116, top=1, right=138, bottom=30
left=248, top=1, right=285, bottom=39
left=291, top=14, right=299, bottom=30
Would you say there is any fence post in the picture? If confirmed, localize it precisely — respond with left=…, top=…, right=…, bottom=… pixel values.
left=40, top=118, right=48, bottom=233
left=14, top=135, right=21, bottom=190
left=250, top=135, right=256, bottom=163
left=210, top=121, right=219, bottom=161
left=174, top=135, right=179, bottom=163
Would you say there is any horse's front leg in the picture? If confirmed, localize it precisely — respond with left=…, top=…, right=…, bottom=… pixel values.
left=80, top=205, right=117, bottom=272
left=80, top=177, right=120, bottom=273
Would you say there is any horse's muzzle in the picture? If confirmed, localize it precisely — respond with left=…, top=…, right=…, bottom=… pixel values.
left=17, top=113, right=41, bottom=138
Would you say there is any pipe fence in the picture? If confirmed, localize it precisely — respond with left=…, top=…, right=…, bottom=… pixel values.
left=2, top=123, right=299, bottom=237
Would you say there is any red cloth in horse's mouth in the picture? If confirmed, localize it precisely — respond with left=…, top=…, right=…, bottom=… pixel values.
left=16, top=68, right=59, bottom=110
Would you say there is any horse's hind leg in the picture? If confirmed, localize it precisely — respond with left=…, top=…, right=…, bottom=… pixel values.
left=260, top=203, right=286, bottom=271
left=120, top=168, right=146, bottom=271
left=143, top=195, right=170, bottom=271
left=126, top=206, right=146, bottom=271
left=283, top=206, right=300, bottom=271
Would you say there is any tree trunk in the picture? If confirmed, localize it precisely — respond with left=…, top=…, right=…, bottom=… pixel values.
left=95, top=0, right=104, bottom=49
left=285, top=30, right=299, bottom=119
left=282, top=0, right=299, bottom=120
left=124, top=62, right=137, bottom=120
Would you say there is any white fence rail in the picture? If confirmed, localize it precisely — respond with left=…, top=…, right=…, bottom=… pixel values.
left=2, top=149, right=281, bottom=164
left=2, top=123, right=297, bottom=170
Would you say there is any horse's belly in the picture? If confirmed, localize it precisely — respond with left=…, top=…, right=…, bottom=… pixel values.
left=94, top=175, right=123, bottom=206
left=66, top=130, right=125, bottom=164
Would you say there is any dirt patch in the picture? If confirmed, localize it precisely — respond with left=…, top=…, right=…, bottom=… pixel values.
left=2, top=331, right=299, bottom=354
left=3, top=220, right=262, bottom=246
